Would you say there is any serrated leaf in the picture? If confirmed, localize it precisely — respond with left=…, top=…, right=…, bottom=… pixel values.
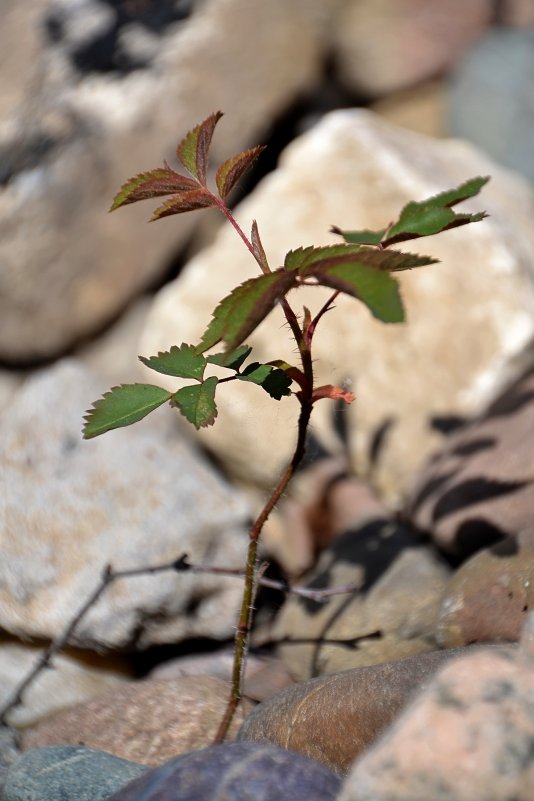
left=83, top=384, right=171, bottom=438
left=330, top=225, right=386, bottom=246
left=207, top=345, right=252, bottom=371
left=251, top=220, right=269, bottom=273
left=215, top=145, right=266, bottom=200
left=176, top=111, right=223, bottom=185
left=383, top=176, right=490, bottom=245
left=109, top=168, right=200, bottom=212
left=139, top=344, right=206, bottom=380
left=150, top=188, right=216, bottom=220
left=171, top=376, right=218, bottom=429
left=196, top=270, right=297, bottom=355
left=305, top=261, right=404, bottom=323
left=284, top=244, right=364, bottom=272
left=239, top=363, right=292, bottom=399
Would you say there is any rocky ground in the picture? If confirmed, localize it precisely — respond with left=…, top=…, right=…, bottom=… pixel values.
left=1, top=2, right=534, bottom=800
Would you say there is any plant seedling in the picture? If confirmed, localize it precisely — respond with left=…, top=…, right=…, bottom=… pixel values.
left=83, top=111, right=489, bottom=740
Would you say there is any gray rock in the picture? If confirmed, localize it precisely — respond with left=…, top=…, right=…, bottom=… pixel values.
left=107, top=742, right=341, bottom=801
left=3, top=745, right=147, bottom=801
left=0, top=727, right=20, bottom=796
left=448, top=28, right=534, bottom=182
left=0, top=359, right=250, bottom=650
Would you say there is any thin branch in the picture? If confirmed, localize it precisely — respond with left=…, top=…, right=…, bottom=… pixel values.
left=0, top=554, right=354, bottom=724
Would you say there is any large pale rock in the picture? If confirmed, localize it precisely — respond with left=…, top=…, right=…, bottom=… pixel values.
left=408, top=365, right=534, bottom=556
left=272, top=522, right=450, bottom=680
left=21, top=676, right=252, bottom=764
left=332, top=0, right=492, bottom=97
left=338, top=614, right=534, bottom=801
left=0, top=640, right=131, bottom=729
left=140, top=110, right=534, bottom=501
left=0, top=0, right=333, bottom=361
left=0, top=359, right=250, bottom=648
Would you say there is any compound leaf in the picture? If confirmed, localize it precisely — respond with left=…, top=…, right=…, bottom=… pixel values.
left=238, top=363, right=292, bottom=399
left=383, top=176, right=489, bottom=245
left=83, top=384, right=171, bottom=438
left=150, top=188, right=216, bottom=220
left=110, top=168, right=199, bottom=212
left=216, top=146, right=266, bottom=200
left=139, top=344, right=206, bottom=380
left=172, top=376, right=218, bottom=429
left=176, top=111, right=223, bottom=185
left=196, top=270, right=297, bottom=355
left=306, top=261, right=404, bottom=323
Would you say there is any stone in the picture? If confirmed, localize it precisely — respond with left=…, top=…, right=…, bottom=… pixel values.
left=148, top=649, right=294, bottom=703
left=331, top=0, right=492, bottom=97
left=0, top=359, right=250, bottom=648
left=436, top=529, right=534, bottom=647
left=21, top=676, right=252, bottom=765
left=407, top=365, right=534, bottom=556
left=338, top=624, right=534, bottom=801
left=238, top=646, right=505, bottom=776
left=107, top=742, right=341, bottom=801
left=501, top=0, right=534, bottom=25
left=0, top=726, right=20, bottom=795
left=447, top=28, right=534, bottom=182
left=371, top=79, right=446, bottom=138
left=140, top=109, right=534, bottom=503
left=0, top=639, right=131, bottom=728
left=0, top=0, right=334, bottom=361
left=3, top=745, right=147, bottom=801
left=272, top=521, right=450, bottom=680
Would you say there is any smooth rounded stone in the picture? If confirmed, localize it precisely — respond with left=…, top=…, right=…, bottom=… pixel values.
left=437, top=528, right=534, bottom=647
left=501, top=0, right=534, bottom=25
left=0, top=0, right=333, bottom=361
left=331, top=0, right=491, bottom=96
left=0, top=639, right=132, bottom=728
left=0, top=726, right=20, bottom=794
left=272, top=521, right=450, bottom=680
left=0, top=359, right=250, bottom=649
left=106, top=742, right=341, bottom=801
left=448, top=28, right=534, bottom=182
left=407, top=365, right=534, bottom=557
left=3, top=745, right=147, bottom=801
left=338, top=630, right=531, bottom=801
left=21, top=676, right=253, bottom=766
left=238, top=646, right=499, bottom=775
left=140, top=108, right=534, bottom=504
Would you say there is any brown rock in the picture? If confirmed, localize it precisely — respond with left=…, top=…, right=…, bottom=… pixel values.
left=501, top=0, right=534, bottom=26
left=21, top=676, right=253, bottom=766
left=332, top=0, right=492, bottom=97
left=408, top=366, right=534, bottom=556
left=338, top=621, right=533, bottom=801
left=272, top=522, right=450, bottom=680
left=238, top=646, right=505, bottom=776
left=437, top=529, right=534, bottom=647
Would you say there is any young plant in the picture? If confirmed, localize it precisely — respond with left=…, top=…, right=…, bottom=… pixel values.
left=83, top=112, right=489, bottom=740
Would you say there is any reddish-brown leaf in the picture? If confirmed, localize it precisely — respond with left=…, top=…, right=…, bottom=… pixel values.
left=312, top=385, right=356, bottom=404
left=251, top=219, right=270, bottom=274
left=215, top=146, right=266, bottom=200
left=109, top=168, right=199, bottom=211
left=150, top=188, right=217, bottom=221
left=176, top=111, right=224, bottom=185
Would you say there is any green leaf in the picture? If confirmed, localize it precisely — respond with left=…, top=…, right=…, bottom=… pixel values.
left=109, top=168, right=199, bottom=212
left=150, top=188, right=216, bottom=220
left=284, top=244, right=364, bottom=271
left=196, top=270, right=297, bottom=355
left=216, top=146, right=266, bottom=200
left=207, top=345, right=252, bottom=371
left=330, top=225, right=386, bottom=246
left=239, top=363, right=292, bottom=400
left=301, top=247, right=438, bottom=273
left=383, top=176, right=489, bottom=245
left=139, top=344, right=206, bottom=380
left=83, top=384, right=171, bottom=438
left=176, top=112, right=223, bottom=185
left=306, top=261, right=404, bottom=323
left=171, top=376, right=218, bottom=429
